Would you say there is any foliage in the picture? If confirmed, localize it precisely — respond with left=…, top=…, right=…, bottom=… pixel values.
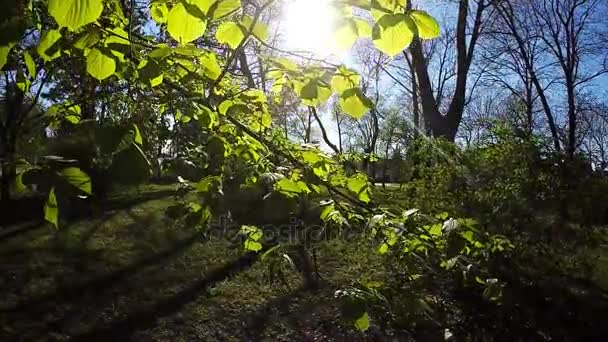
left=336, top=207, right=512, bottom=330
left=0, top=0, right=518, bottom=336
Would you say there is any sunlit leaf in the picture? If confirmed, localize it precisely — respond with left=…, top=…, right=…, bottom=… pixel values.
left=15, top=170, right=29, bottom=192
left=241, top=15, right=268, bottom=41
left=0, top=44, right=15, bottom=70
left=340, top=88, right=372, bottom=119
left=86, top=48, right=116, bottom=80
left=378, top=243, right=389, bottom=254
left=59, top=167, right=92, bottom=195
left=371, top=0, right=405, bottom=13
left=48, top=0, right=104, bottom=30
left=299, top=79, right=332, bottom=106
left=150, top=1, right=169, bottom=24
left=190, top=0, right=215, bottom=14
left=210, top=0, right=241, bottom=19
left=429, top=223, right=442, bottom=237
left=354, top=312, right=370, bottom=332
left=105, top=27, right=130, bottom=46
left=331, top=66, right=360, bottom=93
left=355, top=18, right=372, bottom=37
left=148, top=45, right=172, bottom=59
left=333, top=19, right=359, bottom=50
left=38, top=30, right=62, bottom=62
left=200, top=52, right=221, bottom=80
left=132, top=124, right=143, bottom=145
left=409, top=10, right=440, bottom=39
left=275, top=178, right=308, bottom=196
left=216, top=21, right=245, bottom=49
left=167, top=2, right=207, bottom=44
left=347, top=172, right=371, bottom=203
left=242, top=225, right=263, bottom=251
left=24, top=51, right=36, bottom=77
left=74, top=30, right=101, bottom=49
left=372, top=14, right=414, bottom=57
left=244, top=239, right=262, bottom=251
left=44, top=187, right=59, bottom=228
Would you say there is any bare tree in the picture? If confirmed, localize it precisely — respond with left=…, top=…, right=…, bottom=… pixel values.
left=408, top=0, right=491, bottom=141
left=493, top=0, right=608, bottom=158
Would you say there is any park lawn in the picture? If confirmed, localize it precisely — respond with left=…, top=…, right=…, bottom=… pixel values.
left=0, top=187, right=390, bottom=341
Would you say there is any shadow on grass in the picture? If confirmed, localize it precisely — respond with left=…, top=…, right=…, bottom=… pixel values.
left=0, top=220, right=44, bottom=243
left=3, top=232, right=203, bottom=317
left=0, top=189, right=176, bottom=227
left=70, top=250, right=262, bottom=341
left=241, top=285, right=308, bottom=340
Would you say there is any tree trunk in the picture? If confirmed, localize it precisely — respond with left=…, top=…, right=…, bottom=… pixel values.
left=0, top=141, right=15, bottom=202
left=408, top=0, right=485, bottom=141
left=566, top=77, right=577, bottom=160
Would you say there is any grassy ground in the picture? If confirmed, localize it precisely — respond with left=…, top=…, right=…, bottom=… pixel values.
left=2, top=185, right=608, bottom=340
left=0, top=186, right=392, bottom=341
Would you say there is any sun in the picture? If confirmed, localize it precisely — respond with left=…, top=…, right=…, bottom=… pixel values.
left=281, top=0, right=339, bottom=57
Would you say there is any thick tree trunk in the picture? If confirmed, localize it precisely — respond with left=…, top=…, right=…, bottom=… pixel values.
left=408, top=0, right=485, bottom=141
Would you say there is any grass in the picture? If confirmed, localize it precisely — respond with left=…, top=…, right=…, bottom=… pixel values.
left=0, top=186, right=390, bottom=341
left=2, top=184, right=608, bottom=340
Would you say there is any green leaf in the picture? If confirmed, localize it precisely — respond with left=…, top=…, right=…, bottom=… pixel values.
left=132, top=124, right=143, bottom=145
left=334, top=20, right=358, bottom=51
left=105, top=27, right=130, bottom=46
left=409, top=10, right=440, bottom=39
left=331, top=67, right=360, bottom=93
left=275, top=178, right=301, bottom=194
left=355, top=18, right=372, bottom=37
left=244, top=240, right=262, bottom=252
left=298, top=79, right=332, bottom=106
left=372, top=14, right=414, bottom=57
left=74, top=30, right=101, bottom=49
left=44, top=187, right=59, bottom=228
left=429, top=223, right=442, bottom=237
left=37, top=30, right=62, bottom=62
left=190, top=0, right=215, bottom=14
left=241, top=15, right=268, bottom=41
left=23, top=51, right=36, bottom=77
left=216, top=21, right=245, bottom=49
left=371, top=0, right=405, bottom=18
left=48, top=0, right=104, bottom=30
left=59, top=167, right=92, bottom=195
left=167, top=2, right=207, bottom=44
left=347, top=173, right=371, bottom=203
left=378, top=243, right=389, bottom=254
left=275, top=178, right=309, bottom=197
left=0, top=44, right=15, bottom=70
left=340, top=88, right=372, bottom=119
left=242, top=224, right=263, bottom=251
left=86, top=48, right=116, bottom=80
left=210, top=0, right=241, bottom=19
left=16, top=70, right=30, bottom=92
left=461, top=230, right=475, bottom=243
left=64, top=114, right=80, bottom=124
left=15, top=172, right=26, bottom=192
left=200, top=52, right=221, bottom=80
left=354, top=311, right=370, bottom=332
left=148, top=45, right=172, bottom=59
left=150, top=1, right=169, bottom=24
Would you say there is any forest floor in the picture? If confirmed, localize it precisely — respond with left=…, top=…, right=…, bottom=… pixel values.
left=1, top=185, right=608, bottom=341
left=0, top=185, right=395, bottom=341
